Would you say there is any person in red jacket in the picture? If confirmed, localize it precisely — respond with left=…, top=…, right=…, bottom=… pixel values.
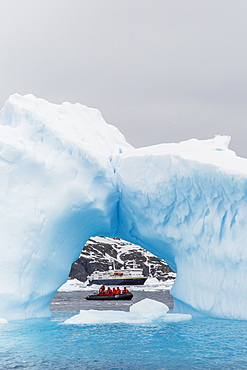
left=99, top=284, right=105, bottom=294
left=122, top=287, right=130, bottom=294
left=107, top=287, right=113, bottom=295
left=112, top=287, right=117, bottom=295
left=115, top=287, right=121, bottom=295
left=98, top=286, right=106, bottom=295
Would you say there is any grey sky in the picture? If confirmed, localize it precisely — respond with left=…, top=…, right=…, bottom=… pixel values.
left=1, top=0, right=247, bottom=156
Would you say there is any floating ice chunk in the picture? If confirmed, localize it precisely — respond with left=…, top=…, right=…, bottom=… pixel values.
left=64, top=299, right=191, bottom=325
left=0, top=318, right=8, bottom=324
left=143, top=277, right=164, bottom=287
left=58, top=279, right=88, bottom=292
left=131, top=277, right=175, bottom=292
left=144, top=277, right=162, bottom=285
left=129, top=298, right=169, bottom=319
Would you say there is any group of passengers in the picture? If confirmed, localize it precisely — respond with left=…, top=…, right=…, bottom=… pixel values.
left=98, top=285, right=130, bottom=296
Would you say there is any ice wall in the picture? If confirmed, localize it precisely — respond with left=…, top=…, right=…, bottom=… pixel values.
left=1, top=93, right=247, bottom=320
left=115, top=138, right=247, bottom=319
left=0, top=94, right=131, bottom=319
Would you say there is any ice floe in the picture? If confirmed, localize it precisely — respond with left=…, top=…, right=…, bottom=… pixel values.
left=0, top=318, right=8, bottom=324
left=64, top=298, right=191, bottom=325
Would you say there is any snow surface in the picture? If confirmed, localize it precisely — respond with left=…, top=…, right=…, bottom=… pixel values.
left=1, top=93, right=247, bottom=320
left=64, top=298, right=191, bottom=324
left=58, top=277, right=175, bottom=292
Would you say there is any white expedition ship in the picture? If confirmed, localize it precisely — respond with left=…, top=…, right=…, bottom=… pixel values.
left=88, top=263, right=147, bottom=286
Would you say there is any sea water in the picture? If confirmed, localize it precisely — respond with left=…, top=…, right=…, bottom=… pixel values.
left=0, top=290, right=247, bottom=369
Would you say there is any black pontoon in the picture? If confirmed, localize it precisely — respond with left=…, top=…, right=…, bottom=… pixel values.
left=85, top=292, right=133, bottom=300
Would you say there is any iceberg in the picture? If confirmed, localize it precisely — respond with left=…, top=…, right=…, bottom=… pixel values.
left=0, top=93, right=246, bottom=320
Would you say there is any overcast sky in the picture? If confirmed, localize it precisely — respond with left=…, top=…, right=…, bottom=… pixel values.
left=1, top=0, right=247, bottom=157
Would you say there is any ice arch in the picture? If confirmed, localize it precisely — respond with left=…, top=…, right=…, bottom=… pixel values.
left=0, top=94, right=247, bottom=320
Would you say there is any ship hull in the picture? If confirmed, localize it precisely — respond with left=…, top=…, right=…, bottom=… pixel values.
left=88, top=277, right=147, bottom=286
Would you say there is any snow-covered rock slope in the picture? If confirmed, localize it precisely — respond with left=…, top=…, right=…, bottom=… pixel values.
left=0, top=93, right=247, bottom=320
left=69, top=236, right=174, bottom=281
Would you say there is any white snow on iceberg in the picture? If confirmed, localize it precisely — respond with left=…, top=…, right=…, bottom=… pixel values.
left=0, top=93, right=247, bottom=320
left=64, top=298, right=191, bottom=325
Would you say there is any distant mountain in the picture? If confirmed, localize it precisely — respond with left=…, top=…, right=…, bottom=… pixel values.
left=69, top=236, right=175, bottom=282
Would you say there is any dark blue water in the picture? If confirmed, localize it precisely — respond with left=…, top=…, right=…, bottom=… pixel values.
left=0, top=290, right=247, bottom=369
